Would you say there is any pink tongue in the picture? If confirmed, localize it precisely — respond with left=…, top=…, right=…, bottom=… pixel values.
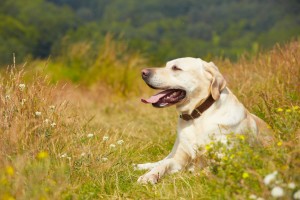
left=141, top=90, right=171, bottom=104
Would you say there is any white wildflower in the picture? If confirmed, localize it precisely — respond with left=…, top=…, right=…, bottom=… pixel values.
left=19, top=84, right=26, bottom=91
left=80, top=152, right=86, bottom=157
left=117, top=140, right=124, bottom=145
left=87, top=133, right=94, bottom=138
left=5, top=95, right=10, bottom=100
left=50, top=122, right=56, bottom=128
left=219, top=135, right=228, bottom=145
left=103, top=135, right=109, bottom=141
left=35, top=111, right=41, bottom=116
left=21, top=98, right=26, bottom=106
left=49, top=105, right=55, bottom=110
left=60, top=153, right=67, bottom=158
left=249, top=194, right=257, bottom=199
left=288, top=182, right=296, bottom=189
left=271, top=186, right=284, bottom=198
left=263, top=171, right=277, bottom=185
left=216, top=152, right=225, bottom=159
left=294, top=190, right=300, bottom=199
left=44, top=119, right=50, bottom=124
left=102, top=157, right=108, bottom=162
left=109, top=144, right=116, bottom=149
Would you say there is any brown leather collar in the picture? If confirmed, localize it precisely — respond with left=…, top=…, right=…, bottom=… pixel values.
left=179, top=95, right=215, bottom=121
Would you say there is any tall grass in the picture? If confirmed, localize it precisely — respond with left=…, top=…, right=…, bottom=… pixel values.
left=216, top=41, right=300, bottom=140
left=0, top=41, right=299, bottom=199
left=45, top=34, right=147, bottom=96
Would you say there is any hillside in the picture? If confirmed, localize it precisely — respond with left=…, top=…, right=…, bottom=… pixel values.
left=0, top=0, right=300, bottom=65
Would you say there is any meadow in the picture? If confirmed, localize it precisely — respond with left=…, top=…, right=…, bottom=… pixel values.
left=0, top=41, right=299, bottom=199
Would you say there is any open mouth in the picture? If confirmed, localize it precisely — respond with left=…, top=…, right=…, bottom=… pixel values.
left=141, top=89, right=186, bottom=108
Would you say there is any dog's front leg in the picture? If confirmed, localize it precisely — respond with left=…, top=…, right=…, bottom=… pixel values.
left=137, top=142, right=190, bottom=184
left=135, top=159, right=168, bottom=171
left=137, top=158, right=182, bottom=184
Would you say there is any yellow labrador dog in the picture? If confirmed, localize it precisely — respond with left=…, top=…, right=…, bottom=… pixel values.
left=137, top=57, right=270, bottom=184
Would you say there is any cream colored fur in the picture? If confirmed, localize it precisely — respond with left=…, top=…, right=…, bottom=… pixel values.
left=136, top=57, right=271, bottom=184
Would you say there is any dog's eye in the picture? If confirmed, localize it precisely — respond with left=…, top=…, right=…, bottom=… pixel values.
left=172, top=65, right=182, bottom=71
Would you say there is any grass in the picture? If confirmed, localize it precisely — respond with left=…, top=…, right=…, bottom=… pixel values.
left=0, top=41, right=299, bottom=199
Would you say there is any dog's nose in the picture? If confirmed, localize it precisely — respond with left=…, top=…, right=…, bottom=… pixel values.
left=141, top=69, right=151, bottom=79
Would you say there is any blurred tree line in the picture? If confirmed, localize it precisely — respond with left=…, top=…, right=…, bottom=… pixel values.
left=0, top=0, right=299, bottom=65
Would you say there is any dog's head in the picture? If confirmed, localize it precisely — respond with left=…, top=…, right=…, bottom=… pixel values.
left=141, top=57, right=226, bottom=113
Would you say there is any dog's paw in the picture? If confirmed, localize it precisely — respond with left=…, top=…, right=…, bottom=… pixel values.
left=137, top=172, right=160, bottom=184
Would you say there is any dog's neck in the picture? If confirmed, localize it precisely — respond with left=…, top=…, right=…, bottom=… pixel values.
left=179, top=95, right=215, bottom=121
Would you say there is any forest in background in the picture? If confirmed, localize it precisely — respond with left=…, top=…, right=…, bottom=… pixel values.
left=0, top=0, right=300, bottom=66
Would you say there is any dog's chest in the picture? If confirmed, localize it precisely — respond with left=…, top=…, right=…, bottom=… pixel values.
left=178, top=120, right=206, bottom=145
left=177, top=117, right=232, bottom=146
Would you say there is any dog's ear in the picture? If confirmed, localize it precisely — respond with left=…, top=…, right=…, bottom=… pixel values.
left=204, top=62, right=226, bottom=100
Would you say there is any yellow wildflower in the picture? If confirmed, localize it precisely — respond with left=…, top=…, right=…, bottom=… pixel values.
left=292, top=106, right=299, bottom=110
left=205, top=144, right=211, bottom=151
left=222, top=156, right=228, bottom=161
left=281, top=165, right=288, bottom=170
left=44, top=187, right=50, bottom=192
left=277, top=141, right=282, bottom=146
left=239, top=135, right=245, bottom=141
left=286, top=109, right=291, bottom=113
left=6, top=166, right=14, bottom=176
left=37, top=151, right=49, bottom=159
left=1, top=177, right=8, bottom=186
left=242, top=172, right=249, bottom=179
left=1, top=194, right=15, bottom=200
left=276, top=108, right=283, bottom=112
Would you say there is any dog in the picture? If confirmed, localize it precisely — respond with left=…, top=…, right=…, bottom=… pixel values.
left=136, top=57, right=271, bottom=184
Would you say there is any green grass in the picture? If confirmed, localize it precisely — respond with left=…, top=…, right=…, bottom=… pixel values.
left=0, top=41, right=299, bottom=199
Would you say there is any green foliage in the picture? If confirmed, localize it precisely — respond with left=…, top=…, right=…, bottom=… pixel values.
left=200, top=130, right=300, bottom=199
left=0, top=15, right=36, bottom=64
left=1, top=0, right=300, bottom=66
left=0, top=0, right=75, bottom=64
